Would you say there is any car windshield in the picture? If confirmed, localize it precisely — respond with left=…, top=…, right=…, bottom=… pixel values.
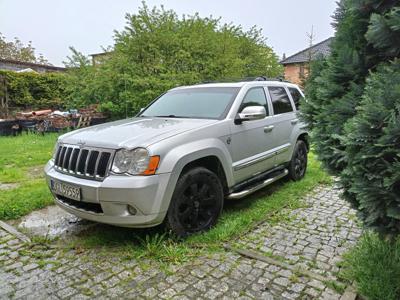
left=139, top=87, right=240, bottom=119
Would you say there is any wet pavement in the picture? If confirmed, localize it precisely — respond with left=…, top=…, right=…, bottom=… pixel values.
left=11, top=205, right=95, bottom=238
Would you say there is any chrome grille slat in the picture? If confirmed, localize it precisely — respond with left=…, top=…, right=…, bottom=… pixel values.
left=54, top=144, right=114, bottom=181
left=94, top=152, right=101, bottom=177
left=57, top=146, right=65, bottom=166
left=67, top=146, right=77, bottom=172
left=84, top=150, right=91, bottom=176
left=60, top=147, right=68, bottom=169
left=75, top=149, right=83, bottom=174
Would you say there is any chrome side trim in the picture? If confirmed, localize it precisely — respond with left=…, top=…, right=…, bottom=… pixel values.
left=233, top=143, right=291, bottom=171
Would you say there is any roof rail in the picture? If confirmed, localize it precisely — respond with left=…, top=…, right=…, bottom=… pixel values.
left=199, top=76, right=291, bottom=84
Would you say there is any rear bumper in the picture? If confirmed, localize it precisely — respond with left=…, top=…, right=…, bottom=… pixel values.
left=44, top=161, right=175, bottom=228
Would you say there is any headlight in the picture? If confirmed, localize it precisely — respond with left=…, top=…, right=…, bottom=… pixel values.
left=111, top=148, right=159, bottom=175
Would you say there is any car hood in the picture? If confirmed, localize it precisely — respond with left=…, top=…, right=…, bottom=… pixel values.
left=59, top=117, right=217, bottom=149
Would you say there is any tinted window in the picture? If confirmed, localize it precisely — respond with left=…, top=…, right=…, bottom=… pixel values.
left=140, top=87, right=240, bottom=119
left=239, top=87, right=269, bottom=115
left=289, top=87, right=304, bottom=110
left=268, top=87, right=293, bottom=115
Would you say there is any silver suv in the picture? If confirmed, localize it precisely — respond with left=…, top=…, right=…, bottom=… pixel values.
left=45, top=78, right=308, bottom=236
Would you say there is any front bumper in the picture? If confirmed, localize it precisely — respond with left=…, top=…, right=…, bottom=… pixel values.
left=44, top=161, right=174, bottom=228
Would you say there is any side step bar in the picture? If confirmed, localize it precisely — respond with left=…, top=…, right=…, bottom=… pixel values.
left=227, top=169, right=288, bottom=200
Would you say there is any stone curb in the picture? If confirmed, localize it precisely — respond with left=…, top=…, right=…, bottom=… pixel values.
left=224, top=244, right=326, bottom=281
left=224, top=244, right=358, bottom=300
left=0, top=220, right=31, bottom=243
left=340, top=285, right=357, bottom=300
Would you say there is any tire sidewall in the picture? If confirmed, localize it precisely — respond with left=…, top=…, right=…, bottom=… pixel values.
left=166, top=167, right=224, bottom=237
left=289, top=140, right=308, bottom=181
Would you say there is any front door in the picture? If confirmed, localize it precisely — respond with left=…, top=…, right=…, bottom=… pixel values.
left=229, top=87, right=276, bottom=184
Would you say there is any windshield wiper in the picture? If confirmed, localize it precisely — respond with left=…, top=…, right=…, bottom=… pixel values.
left=154, top=115, right=185, bottom=118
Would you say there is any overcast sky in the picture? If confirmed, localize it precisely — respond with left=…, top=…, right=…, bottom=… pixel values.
left=0, top=0, right=337, bottom=66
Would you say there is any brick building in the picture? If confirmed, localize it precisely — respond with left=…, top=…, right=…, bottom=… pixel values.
left=281, top=37, right=333, bottom=86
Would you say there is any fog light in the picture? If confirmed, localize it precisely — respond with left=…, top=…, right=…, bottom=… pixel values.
left=127, top=205, right=137, bottom=215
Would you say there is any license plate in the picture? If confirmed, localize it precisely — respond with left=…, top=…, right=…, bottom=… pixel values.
left=51, top=180, right=81, bottom=201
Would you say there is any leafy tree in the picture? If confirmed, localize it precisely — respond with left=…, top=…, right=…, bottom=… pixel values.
left=0, top=32, right=50, bottom=64
left=65, top=3, right=283, bottom=118
left=302, top=0, right=400, bottom=236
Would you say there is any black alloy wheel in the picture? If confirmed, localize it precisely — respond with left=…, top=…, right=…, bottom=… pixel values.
left=288, top=140, right=308, bottom=181
left=166, top=167, right=224, bottom=237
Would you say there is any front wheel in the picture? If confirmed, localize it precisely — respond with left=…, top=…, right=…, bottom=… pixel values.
left=288, top=140, right=308, bottom=181
left=165, top=167, right=224, bottom=237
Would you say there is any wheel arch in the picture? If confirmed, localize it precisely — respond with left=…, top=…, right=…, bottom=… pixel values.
left=297, top=132, right=310, bottom=151
left=180, top=155, right=229, bottom=196
left=156, top=139, right=234, bottom=214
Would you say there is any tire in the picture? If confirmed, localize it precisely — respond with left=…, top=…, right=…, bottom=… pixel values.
left=165, top=167, right=224, bottom=237
left=288, top=140, right=308, bottom=181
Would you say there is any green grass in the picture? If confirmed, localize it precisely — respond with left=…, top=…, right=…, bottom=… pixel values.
left=0, top=133, right=59, bottom=220
left=340, top=232, right=400, bottom=300
left=68, top=152, right=331, bottom=263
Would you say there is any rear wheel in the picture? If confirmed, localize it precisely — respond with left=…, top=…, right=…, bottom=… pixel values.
left=166, top=167, right=224, bottom=237
left=288, top=140, right=308, bottom=181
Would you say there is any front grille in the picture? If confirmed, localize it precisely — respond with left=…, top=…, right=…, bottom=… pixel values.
left=54, top=144, right=114, bottom=180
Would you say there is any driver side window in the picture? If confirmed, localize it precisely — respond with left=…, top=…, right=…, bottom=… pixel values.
left=239, top=87, right=269, bottom=115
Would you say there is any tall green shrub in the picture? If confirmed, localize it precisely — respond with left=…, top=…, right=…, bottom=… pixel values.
left=0, top=70, right=67, bottom=110
left=301, top=0, right=400, bottom=236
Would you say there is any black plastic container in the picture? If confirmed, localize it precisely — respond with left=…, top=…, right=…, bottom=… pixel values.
left=90, top=117, right=108, bottom=126
left=0, top=120, right=18, bottom=136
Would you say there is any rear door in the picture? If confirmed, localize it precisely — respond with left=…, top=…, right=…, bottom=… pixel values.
left=266, top=86, right=297, bottom=165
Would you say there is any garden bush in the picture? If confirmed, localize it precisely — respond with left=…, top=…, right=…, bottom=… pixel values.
left=0, top=70, right=68, bottom=110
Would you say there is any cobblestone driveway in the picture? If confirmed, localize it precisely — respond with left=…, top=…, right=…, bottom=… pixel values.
left=0, top=185, right=361, bottom=299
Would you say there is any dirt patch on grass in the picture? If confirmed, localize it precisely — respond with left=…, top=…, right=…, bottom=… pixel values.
left=27, top=166, right=45, bottom=179
left=0, top=182, right=19, bottom=190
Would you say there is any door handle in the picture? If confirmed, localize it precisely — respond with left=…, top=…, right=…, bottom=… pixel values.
left=291, top=119, right=299, bottom=125
left=264, top=125, right=274, bottom=133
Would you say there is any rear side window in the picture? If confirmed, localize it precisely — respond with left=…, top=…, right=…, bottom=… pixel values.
left=288, top=87, right=304, bottom=110
left=268, top=87, right=293, bottom=115
left=239, top=87, right=269, bottom=115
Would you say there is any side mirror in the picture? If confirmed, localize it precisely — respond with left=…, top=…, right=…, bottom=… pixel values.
left=235, top=106, right=266, bottom=124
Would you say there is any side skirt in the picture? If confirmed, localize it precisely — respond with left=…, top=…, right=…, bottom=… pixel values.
left=227, top=168, right=288, bottom=200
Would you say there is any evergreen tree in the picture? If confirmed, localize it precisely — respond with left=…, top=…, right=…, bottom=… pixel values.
left=302, top=0, right=400, bottom=236
left=342, top=61, right=400, bottom=236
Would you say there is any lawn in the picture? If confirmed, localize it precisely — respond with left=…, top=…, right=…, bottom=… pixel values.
left=0, top=133, right=59, bottom=219
left=340, top=232, right=400, bottom=300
